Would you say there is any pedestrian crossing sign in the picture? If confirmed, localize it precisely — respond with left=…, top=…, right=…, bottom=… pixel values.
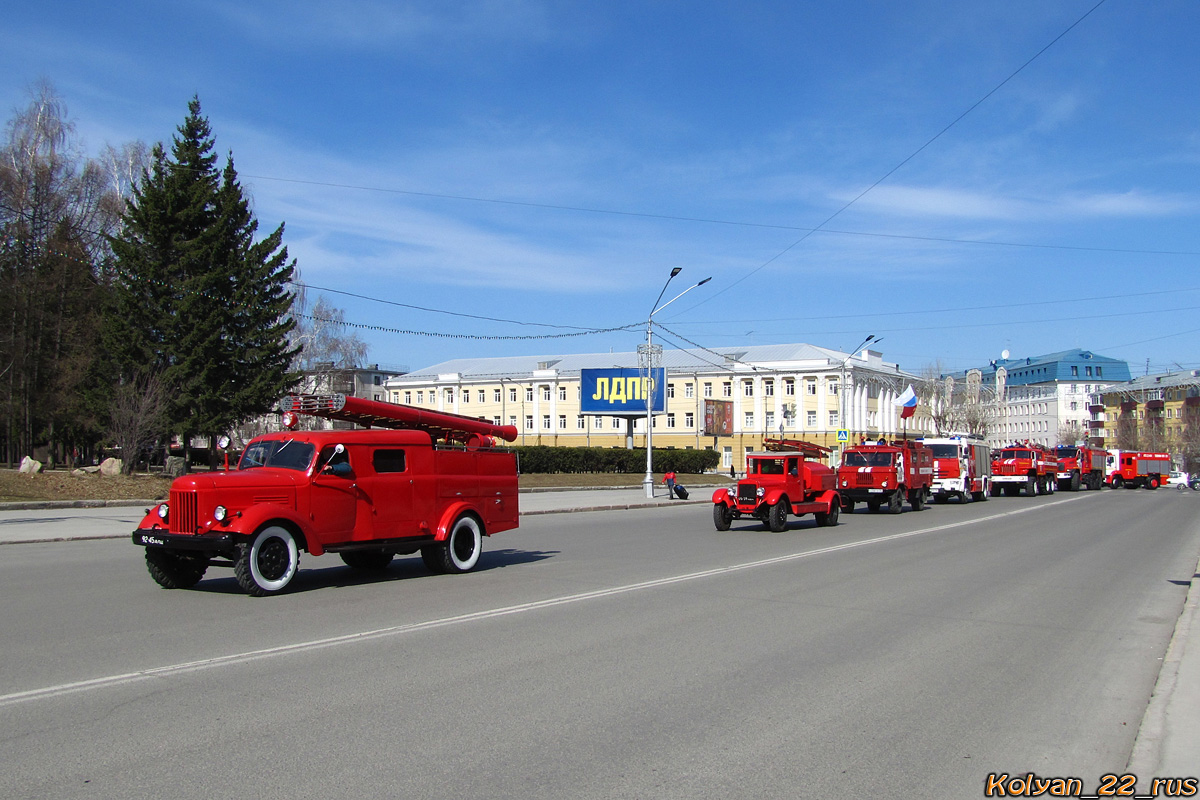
left=836, top=429, right=849, bottom=442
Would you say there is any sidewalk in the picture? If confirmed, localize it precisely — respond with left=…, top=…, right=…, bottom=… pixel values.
left=1, top=486, right=1196, bottom=782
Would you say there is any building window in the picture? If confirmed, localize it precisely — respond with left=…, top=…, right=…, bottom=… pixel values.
left=765, top=411, right=775, bottom=429
left=744, top=412, right=754, bottom=428
left=1071, top=365, right=1079, bottom=377
left=807, top=410, right=817, bottom=427
left=667, top=383, right=676, bottom=399
left=542, top=415, right=551, bottom=430
left=743, top=381, right=753, bottom=397
left=478, top=390, right=486, bottom=403
left=685, top=412, right=694, bottom=428
left=493, top=416, right=501, bottom=426
left=416, top=391, right=423, bottom=404
left=558, top=386, right=567, bottom=401
left=806, top=381, right=817, bottom=396
left=1096, top=367, right=1102, bottom=377
left=404, top=391, right=412, bottom=404
left=828, top=381, right=839, bottom=395
left=685, top=383, right=694, bottom=398
left=723, top=382, right=732, bottom=397
left=829, top=410, right=839, bottom=427
left=542, top=386, right=551, bottom=402
left=524, top=415, right=534, bottom=430
left=784, top=379, right=795, bottom=396
left=445, top=389, right=454, bottom=404
left=461, top=390, right=469, bottom=403
left=494, top=389, right=501, bottom=402
left=508, top=415, right=517, bottom=427
left=374, top=375, right=382, bottom=386
left=667, top=413, right=676, bottom=428
left=595, top=417, right=604, bottom=430
left=526, top=387, right=534, bottom=402
left=558, top=415, right=567, bottom=429
left=764, top=381, right=774, bottom=397
left=509, top=387, right=517, bottom=402
left=1086, top=366, right=1093, bottom=376
left=577, top=416, right=586, bottom=429
left=704, top=382, right=713, bottom=398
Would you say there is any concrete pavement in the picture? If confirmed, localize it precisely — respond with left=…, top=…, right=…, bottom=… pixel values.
left=1, top=485, right=1196, bottom=785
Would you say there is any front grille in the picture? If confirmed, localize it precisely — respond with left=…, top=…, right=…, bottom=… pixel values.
left=170, top=489, right=198, bottom=534
left=855, top=472, right=875, bottom=487
left=737, top=483, right=758, bottom=504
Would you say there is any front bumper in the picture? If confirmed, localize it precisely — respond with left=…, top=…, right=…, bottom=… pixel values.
left=132, top=529, right=236, bottom=551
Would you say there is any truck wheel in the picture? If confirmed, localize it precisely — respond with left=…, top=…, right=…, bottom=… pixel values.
left=235, top=526, right=299, bottom=596
left=145, top=549, right=207, bottom=589
left=888, top=491, right=903, bottom=514
left=1026, top=476, right=1037, bottom=496
left=1112, top=475, right=1124, bottom=489
left=973, top=490, right=988, bottom=502
left=816, top=502, right=840, bottom=527
left=909, top=489, right=924, bottom=511
left=990, top=484, right=1001, bottom=498
left=340, top=549, right=395, bottom=571
left=427, top=515, right=483, bottom=574
left=1147, top=476, right=1160, bottom=490
left=768, top=500, right=788, bottom=532
left=1071, top=472, right=1081, bottom=491
left=713, top=504, right=733, bottom=531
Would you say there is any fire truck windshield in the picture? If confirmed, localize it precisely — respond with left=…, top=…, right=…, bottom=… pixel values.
left=1056, top=447, right=1078, bottom=457
left=239, top=439, right=316, bottom=472
left=927, top=444, right=958, bottom=458
left=843, top=451, right=894, bottom=468
left=751, top=458, right=786, bottom=475
left=1001, top=450, right=1033, bottom=460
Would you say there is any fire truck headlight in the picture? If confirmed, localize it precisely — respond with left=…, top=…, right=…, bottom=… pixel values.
left=214, top=505, right=228, bottom=522
left=157, top=503, right=169, bottom=520
left=882, top=481, right=888, bottom=488
left=756, top=487, right=765, bottom=498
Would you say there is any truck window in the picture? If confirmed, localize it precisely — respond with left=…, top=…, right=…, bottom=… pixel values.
left=753, top=459, right=785, bottom=475
left=240, top=439, right=315, bottom=472
left=928, top=445, right=957, bottom=459
left=373, top=449, right=407, bottom=473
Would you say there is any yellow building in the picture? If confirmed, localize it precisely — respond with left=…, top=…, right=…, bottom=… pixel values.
left=1090, top=370, right=1200, bottom=447
left=384, top=344, right=928, bottom=472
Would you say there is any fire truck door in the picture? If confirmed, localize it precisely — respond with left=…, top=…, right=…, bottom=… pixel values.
left=310, top=444, right=358, bottom=540
left=360, top=447, right=419, bottom=539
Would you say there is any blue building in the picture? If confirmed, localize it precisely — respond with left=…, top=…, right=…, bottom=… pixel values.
left=946, top=349, right=1131, bottom=447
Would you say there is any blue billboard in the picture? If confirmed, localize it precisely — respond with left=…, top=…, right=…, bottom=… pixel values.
left=580, top=368, right=665, bottom=415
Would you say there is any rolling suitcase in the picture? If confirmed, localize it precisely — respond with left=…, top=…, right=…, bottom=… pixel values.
left=674, top=484, right=689, bottom=500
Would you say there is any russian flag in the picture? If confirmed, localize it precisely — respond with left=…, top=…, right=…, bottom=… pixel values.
left=895, top=384, right=917, bottom=419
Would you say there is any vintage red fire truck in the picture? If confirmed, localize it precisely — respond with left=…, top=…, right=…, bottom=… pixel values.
left=835, top=439, right=933, bottom=514
left=1105, top=450, right=1173, bottom=490
left=989, top=442, right=1058, bottom=497
left=132, top=394, right=520, bottom=596
left=922, top=435, right=991, bottom=503
left=1054, top=444, right=1106, bottom=491
left=711, top=438, right=842, bottom=531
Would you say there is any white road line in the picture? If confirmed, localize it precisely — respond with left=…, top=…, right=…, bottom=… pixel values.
left=0, top=494, right=1088, bottom=709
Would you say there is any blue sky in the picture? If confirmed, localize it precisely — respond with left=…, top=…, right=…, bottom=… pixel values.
left=3, top=0, right=1198, bottom=377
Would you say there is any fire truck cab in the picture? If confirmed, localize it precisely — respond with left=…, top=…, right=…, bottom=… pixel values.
left=1054, top=445, right=1106, bottom=491
left=990, top=443, right=1058, bottom=497
left=132, top=394, right=520, bottom=596
left=1105, top=450, right=1172, bottom=490
left=835, top=439, right=933, bottom=514
left=711, top=438, right=842, bottom=531
left=922, top=435, right=991, bottom=503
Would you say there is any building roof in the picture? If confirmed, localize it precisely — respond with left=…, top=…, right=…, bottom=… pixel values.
left=945, top=348, right=1131, bottom=387
left=394, top=343, right=906, bottom=382
left=1104, top=370, right=1200, bottom=394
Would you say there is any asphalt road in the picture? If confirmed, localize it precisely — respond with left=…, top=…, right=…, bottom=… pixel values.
left=2, top=490, right=1199, bottom=799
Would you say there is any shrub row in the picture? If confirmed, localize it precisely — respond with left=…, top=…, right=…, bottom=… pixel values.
left=512, top=446, right=720, bottom=475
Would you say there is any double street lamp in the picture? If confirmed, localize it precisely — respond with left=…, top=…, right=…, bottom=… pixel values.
left=839, top=334, right=881, bottom=452
left=643, top=268, right=711, bottom=499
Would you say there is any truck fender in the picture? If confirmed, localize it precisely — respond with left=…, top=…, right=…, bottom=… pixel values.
left=763, top=489, right=787, bottom=508
left=226, top=504, right=316, bottom=554
left=711, top=488, right=735, bottom=506
left=435, top=501, right=485, bottom=541
left=816, top=489, right=840, bottom=510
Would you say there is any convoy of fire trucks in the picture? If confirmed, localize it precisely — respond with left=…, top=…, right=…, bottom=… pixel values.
left=129, top=392, right=1192, bottom=594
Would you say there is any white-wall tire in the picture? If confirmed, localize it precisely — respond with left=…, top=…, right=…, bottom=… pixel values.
left=235, top=526, right=299, bottom=596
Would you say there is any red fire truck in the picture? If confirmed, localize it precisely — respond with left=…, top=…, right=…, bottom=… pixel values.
left=1105, top=450, right=1173, bottom=490
left=1054, top=444, right=1106, bottom=491
left=989, top=443, right=1058, bottom=497
left=132, top=394, right=520, bottom=596
left=922, top=435, right=991, bottom=503
left=835, top=439, right=933, bottom=514
left=712, top=438, right=842, bottom=531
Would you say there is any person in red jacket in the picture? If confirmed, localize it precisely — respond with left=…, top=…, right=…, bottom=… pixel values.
left=663, top=470, right=677, bottom=498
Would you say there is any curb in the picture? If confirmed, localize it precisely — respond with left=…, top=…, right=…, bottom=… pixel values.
left=0, top=499, right=158, bottom=512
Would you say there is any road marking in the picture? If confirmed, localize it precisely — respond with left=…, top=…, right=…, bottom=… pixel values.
left=0, top=494, right=1088, bottom=709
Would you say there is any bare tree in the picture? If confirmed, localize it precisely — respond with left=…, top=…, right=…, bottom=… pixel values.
left=1058, top=421, right=1084, bottom=446
left=107, top=372, right=167, bottom=474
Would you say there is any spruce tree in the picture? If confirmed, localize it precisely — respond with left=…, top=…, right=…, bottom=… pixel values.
left=108, top=97, right=298, bottom=453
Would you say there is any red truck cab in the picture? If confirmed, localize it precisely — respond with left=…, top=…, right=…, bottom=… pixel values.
left=712, top=438, right=841, bottom=531
left=132, top=394, right=519, bottom=596
left=835, top=440, right=933, bottom=513
left=923, top=435, right=991, bottom=504
left=1054, top=445, right=1105, bottom=491
left=989, top=443, right=1058, bottom=497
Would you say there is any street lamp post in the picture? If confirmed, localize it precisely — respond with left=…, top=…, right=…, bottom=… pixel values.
left=839, top=335, right=878, bottom=452
left=642, top=268, right=711, bottom=499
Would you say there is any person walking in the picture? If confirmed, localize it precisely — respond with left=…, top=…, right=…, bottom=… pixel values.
left=663, top=470, right=677, bottom=499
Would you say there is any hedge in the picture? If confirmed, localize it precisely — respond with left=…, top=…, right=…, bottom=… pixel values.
left=512, top=446, right=720, bottom=475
